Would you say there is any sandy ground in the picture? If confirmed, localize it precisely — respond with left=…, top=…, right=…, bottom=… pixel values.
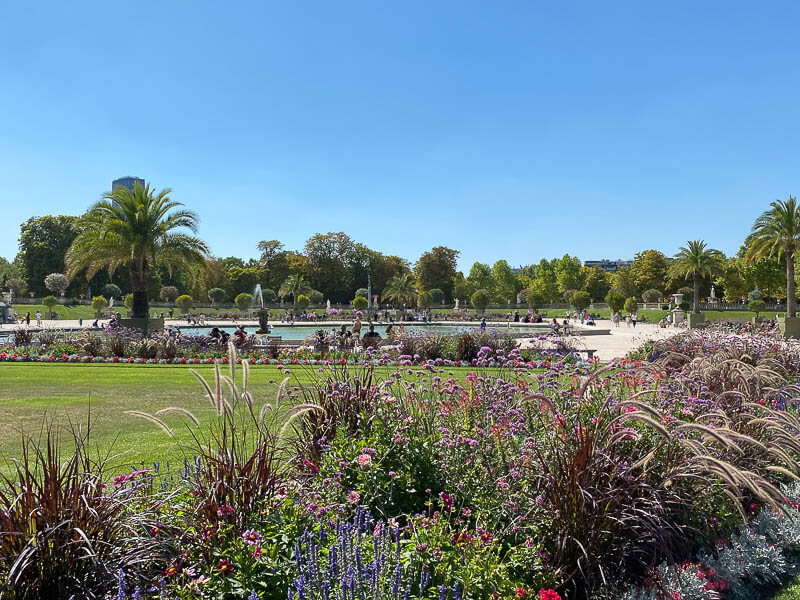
left=521, top=320, right=679, bottom=362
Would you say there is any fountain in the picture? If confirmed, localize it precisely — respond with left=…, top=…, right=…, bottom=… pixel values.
left=251, top=284, right=270, bottom=333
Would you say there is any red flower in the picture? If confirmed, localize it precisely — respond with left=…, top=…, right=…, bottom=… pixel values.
left=538, top=590, right=561, bottom=600
left=216, top=559, right=233, bottom=577
left=516, top=588, right=527, bottom=598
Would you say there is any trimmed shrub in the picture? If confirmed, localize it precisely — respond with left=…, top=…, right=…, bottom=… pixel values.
left=208, top=287, right=226, bottom=304
left=175, top=295, right=193, bottom=313
left=470, top=289, right=490, bottom=312
left=235, top=292, right=253, bottom=312
left=352, top=296, right=368, bottom=311
left=624, top=297, right=639, bottom=314
left=605, top=289, right=626, bottom=313
left=297, top=294, right=311, bottom=311
left=159, top=286, right=179, bottom=302
left=100, top=284, right=122, bottom=300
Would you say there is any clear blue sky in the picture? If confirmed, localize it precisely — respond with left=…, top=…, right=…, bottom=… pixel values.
left=2, top=1, right=799, bottom=271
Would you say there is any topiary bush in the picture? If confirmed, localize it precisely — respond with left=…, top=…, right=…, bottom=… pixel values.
left=100, top=284, right=122, bottom=300
left=605, top=289, right=626, bottom=313
left=159, top=286, right=179, bottom=302
left=470, top=289, right=490, bottom=312
left=208, top=287, right=226, bottom=304
left=642, top=288, right=661, bottom=303
left=624, top=297, right=639, bottom=314
left=352, top=296, right=368, bottom=311
left=175, top=294, right=193, bottom=313
left=235, top=292, right=252, bottom=312
left=297, top=294, right=311, bottom=312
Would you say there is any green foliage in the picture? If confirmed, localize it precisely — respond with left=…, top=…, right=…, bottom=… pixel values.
left=308, top=289, right=324, bottom=305
left=524, top=288, right=544, bottom=310
left=19, top=215, right=78, bottom=297
left=624, top=297, right=639, bottom=314
left=159, top=285, right=179, bottom=302
left=417, top=290, right=433, bottom=308
left=570, top=290, right=591, bottom=312
left=235, top=292, right=253, bottom=312
left=641, top=288, right=662, bottom=303
left=66, top=183, right=209, bottom=319
left=296, top=294, right=311, bottom=311
left=5, top=277, right=27, bottom=297
left=677, top=286, right=694, bottom=303
left=554, top=254, right=584, bottom=294
left=470, top=288, right=490, bottom=311
left=414, top=246, right=459, bottom=302
left=279, top=274, right=312, bottom=308
left=261, top=287, right=277, bottom=303
left=208, top=287, right=226, bottom=303
left=354, top=287, right=368, bottom=299
left=749, top=299, right=766, bottom=316
left=124, top=293, right=133, bottom=310
left=90, top=295, right=107, bottom=313
left=352, top=296, right=368, bottom=311
left=44, top=272, right=69, bottom=295
left=382, top=273, right=417, bottom=307
left=468, top=262, right=494, bottom=294
left=605, top=289, right=626, bottom=313
left=669, top=240, right=725, bottom=314
left=175, top=294, right=194, bottom=313
left=749, top=287, right=764, bottom=302
left=493, top=259, right=518, bottom=303
left=428, top=288, right=445, bottom=304
left=611, top=266, right=639, bottom=298
left=42, top=295, right=59, bottom=317
left=100, top=283, right=122, bottom=300
left=630, top=250, right=669, bottom=294
left=581, top=266, right=611, bottom=302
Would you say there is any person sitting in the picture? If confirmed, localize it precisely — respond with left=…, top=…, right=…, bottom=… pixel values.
left=91, top=319, right=99, bottom=329
left=362, top=325, right=382, bottom=348
left=385, top=324, right=396, bottom=340
left=233, top=325, right=247, bottom=346
left=562, top=319, right=570, bottom=335
left=586, top=315, right=595, bottom=326
left=550, top=318, right=560, bottom=335
left=313, top=330, right=330, bottom=356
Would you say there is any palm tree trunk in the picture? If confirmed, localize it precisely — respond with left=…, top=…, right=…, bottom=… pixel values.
left=130, top=263, right=150, bottom=319
left=693, top=271, right=700, bottom=314
left=788, top=249, right=796, bottom=318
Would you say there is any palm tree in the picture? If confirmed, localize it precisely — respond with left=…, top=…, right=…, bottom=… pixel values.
left=668, top=240, right=725, bottom=314
left=66, top=183, right=209, bottom=319
left=746, top=196, right=800, bottom=317
left=278, top=274, right=312, bottom=309
left=382, top=273, right=417, bottom=308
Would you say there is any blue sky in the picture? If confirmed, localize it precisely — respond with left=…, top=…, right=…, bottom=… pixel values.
left=2, top=1, right=799, bottom=271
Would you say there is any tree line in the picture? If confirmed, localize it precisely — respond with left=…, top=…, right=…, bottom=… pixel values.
left=2, top=186, right=800, bottom=314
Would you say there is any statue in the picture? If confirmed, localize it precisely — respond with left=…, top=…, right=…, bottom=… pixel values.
left=710, top=285, right=716, bottom=299
left=454, top=299, right=459, bottom=310
left=327, top=299, right=331, bottom=311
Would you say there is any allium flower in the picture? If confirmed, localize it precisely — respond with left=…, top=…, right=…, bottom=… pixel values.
left=216, top=559, right=233, bottom=577
left=242, top=529, right=261, bottom=545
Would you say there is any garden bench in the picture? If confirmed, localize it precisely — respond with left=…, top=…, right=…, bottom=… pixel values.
left=576, top=348, right=597, bottom=359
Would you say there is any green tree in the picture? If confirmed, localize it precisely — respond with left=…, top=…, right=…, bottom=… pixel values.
left=630, top=250, right=669, bottom=294
left=624, top=297, right=639, bottom=315
left=19, top=215, right=78, bottom=296
left=262, top=288, right=277, bottom=303
left=611, top=266, right=638, bottom=299
left=355, top=288, right=369, bottom=299
left=414, top=246, right=459, bottom=302
left=452, top=272, right=473, bottom=304
left=669, top=240, right=725, bottom=314
left=468, top=263, right=494, bottom=294
left=5, top=277, right=27, bottom=297
left=581, top=266, right=611, bottom=303
left=554, top=255, right=584, bottom=294
left=235, top=292, right=253, bottom=312
left=208, top=287, right=226, bottom=304
left=749, top=299, right=766, bottom=318
left=352, top=296, right=369, bottom=311
left=470, top=289, right=490, bottom=312
left=746, top=196, right=800, bottom=317
left=256, top=239, right=292, bottom=291
left=428, top=288, right=445, bottom=304
left=304, top=232, right=356, bottom=302
left=279, top=274, right=312, bottom=309
left=66, top=183, right=209, bottom=319
left=532, top=259, right=559, bottom=302
left=605, top=289, right=626, bottom=314
left=101, top=283, right=122, bottom=300
left=297, top=294, right=311, bottom=312
left=570, top=290, right=591, bottom=313
left=44, top=273, right=70, bottom=295
left=417, top=290, right=433, bottom=308
left=492, top=260, right=518, bottom=303
left=382, top=273, right=417, bottom=308
left=309, top=290, right=325, bottom=305
left=91, top=295, right=107, bottom=317
left=160, top=285, right=180, bottom=302
left=124, top=293, right=134, bottom=310
left=175, top=294, right=194, bottom=313
left=225, top=266, right=263, bottom=300
left=641, top=289, right=662, bottom=303
left=42, top=295, right=59, bottom=319
left=523, top=289, right=544, bottom=312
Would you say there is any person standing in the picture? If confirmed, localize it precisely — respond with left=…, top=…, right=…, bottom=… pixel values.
left=25, top=312, right=30, bottom=326
left=480, top=317, right=486, bottom=332
left=613, top=311, right=620, bottom=327
left=632, top=312, right=638, bottom=328
left=36, top=311, right=42, bottom=326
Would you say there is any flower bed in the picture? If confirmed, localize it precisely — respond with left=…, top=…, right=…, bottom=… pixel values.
left=3, top=330, right=800, bottom=599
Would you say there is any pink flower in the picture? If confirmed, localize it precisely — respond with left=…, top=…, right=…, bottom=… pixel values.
left=347, top=490, right=360, bottom=504
left=253, top=545, right=263, bottom=558
left=242, top=529, right=261, bottom=545
left=217, top=504, right=234, bottom=516
left=357, top=454, right=371, bottom=467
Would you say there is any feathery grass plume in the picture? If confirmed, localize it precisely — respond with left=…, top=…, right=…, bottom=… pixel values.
left=155, top=407, right=200, bottom=427
left=190, top=368, right=216, bottom=407
left=124, top=411, right=174, bottom=437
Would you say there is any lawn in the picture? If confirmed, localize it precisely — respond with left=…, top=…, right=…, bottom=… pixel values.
left=0, top=362, right=486, bottom=472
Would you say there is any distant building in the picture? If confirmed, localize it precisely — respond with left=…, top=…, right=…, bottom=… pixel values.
left=583, top=259, right=633, bottom=273
left=112, top=176, right=145, bottom=191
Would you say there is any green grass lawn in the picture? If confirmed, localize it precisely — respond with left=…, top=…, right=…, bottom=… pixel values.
left=0, top=362, right=483, bottom=473
left=772, top=575, right=800, bottom=599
